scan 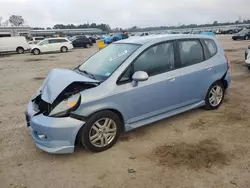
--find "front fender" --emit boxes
[71,100,124,121]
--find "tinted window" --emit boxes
[178,40,204,67]
[133,42,175,76]
[204,39,217,57]
[49,39,60,44]
[35,37,44,41]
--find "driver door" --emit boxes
[115,41,182,125]
[39,40,50,52]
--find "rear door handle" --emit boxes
[206,66,212,71]
[166,77,176,82]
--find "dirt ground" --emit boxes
[0,36,250,188]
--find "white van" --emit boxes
[0,36,29,54]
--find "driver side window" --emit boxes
[133,42,175,76]
[40,40,49,45]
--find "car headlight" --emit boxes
[49,93,81,117]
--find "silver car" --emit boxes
[26,34,231,154]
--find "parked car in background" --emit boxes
[32,37,45,42]
[232,29,250,40]
[30,38,73,55]
[200,32,215,37]
[70,36,93,48]
[112,33,129,42]
[85,35,96,43]
[0,36,29,54]
[28,41,39,49]
[245,45,250,71]
[26,34,230,154]
[134,32,149,36]
[101,35,113,44]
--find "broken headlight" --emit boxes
[49,93,81,117]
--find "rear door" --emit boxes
[48,39,61,51]
[176,39,208,106]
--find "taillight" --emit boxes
[225,54,230,71]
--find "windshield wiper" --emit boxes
[80,70,96,80]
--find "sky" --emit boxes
[0,0,249,28]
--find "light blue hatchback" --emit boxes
[26,34,231,154]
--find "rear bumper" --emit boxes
[26,101,85,154]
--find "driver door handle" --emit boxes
[166,77,176,82]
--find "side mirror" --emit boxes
[132,71,149,87]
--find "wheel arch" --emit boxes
[16,46,24,51]
[73,108,125,146]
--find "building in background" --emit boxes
[31,28,104,37]
[0,26,31,37]
[0,27,104,38]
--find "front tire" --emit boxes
[205,82,225,110]
[32,48,40,55]
[16,47,24,54]
[86,44,90,48]
[81,110,122,152]
[61,46,68,53]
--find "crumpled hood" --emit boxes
[40,68,99,104]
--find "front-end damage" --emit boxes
[26,68,99,154]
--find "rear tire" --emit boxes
[61,46,68,53]
[86,44,90,48]
[205,82,225,110]
[81,110,122,152]
[16,47,24,54]
[32,48,40,55]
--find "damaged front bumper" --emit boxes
[26,101,85,154]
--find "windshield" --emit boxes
[78,43,140,80]
[238,29,250,34]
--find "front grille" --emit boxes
[33,95,52,115]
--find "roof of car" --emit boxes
[44,37,68,40]
[115,34,215,45]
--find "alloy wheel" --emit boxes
[209,85,223,107]
[33,49,39,55]
[89,118,117,148]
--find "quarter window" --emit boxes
[133,42,175,76]
[204,39,217,57]
[178,40,204,67]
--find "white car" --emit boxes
[30,38,74,55]
[0,36,29,54]
[28,41,39,49]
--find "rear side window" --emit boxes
[57,39,68,43]
[49,39,59,44]
[178,40,204,67]
[204,39,217,57]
